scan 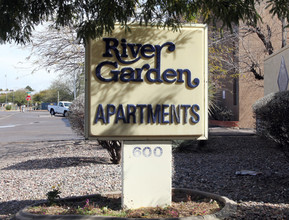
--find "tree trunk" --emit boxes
[281,18,287,48]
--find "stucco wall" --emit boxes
[237,2,285,128]
[239,73,264,128]
[264,45,289,95]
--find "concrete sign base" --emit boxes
[122,141,172,209]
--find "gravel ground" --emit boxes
[0,136,288,219]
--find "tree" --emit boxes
[266,0,289,27]
[0,93,6,103]
[0,0,261,45]
[13,89,28,106]
[5,1,261,103]
[25,85,34,91]
[33,90,57,103]
[33,79,74,103]
[48,79,74,101]
[237,1,289,80]
[26,24,85,97]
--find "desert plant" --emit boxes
[210,104,233,121]
[98,140,122,164]
[46,184,61,205]
[207,79,219,117]
[68,94,122,164]
[253,90,289,150]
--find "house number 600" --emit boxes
[133,147,163,157]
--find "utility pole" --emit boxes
[5,75,7,103]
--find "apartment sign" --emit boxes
[86,25,208,140]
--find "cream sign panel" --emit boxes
[87,25,208,139]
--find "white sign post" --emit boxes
[122,141,172,209]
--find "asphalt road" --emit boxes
[0,110,256,159]
[0,110,81,144]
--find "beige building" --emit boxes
[214,2,288,128]
[264,45,289,95]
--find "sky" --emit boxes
[0,43,58,93]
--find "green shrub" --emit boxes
[252,92,276,113]
[253,90,289,148]
[46,184,61,205]
[5,105,12,110]
[210,105,233,121]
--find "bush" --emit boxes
[68,94,85,136]
[252,92,276,113]
[68,94,122,164]
[173,139,208,152]
[253,90,289,148]
[5,105,12,110]
[210,105,233,121]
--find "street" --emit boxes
[0,110,80,144]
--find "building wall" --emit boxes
[264,45,289,95]
[207,1,289,128]
[237,1,286,128]
[238,73,264,128]
[217,76,239,121]
[238,26,265,128]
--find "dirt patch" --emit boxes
[27,192,223,218]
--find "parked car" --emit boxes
[48,101,72,117]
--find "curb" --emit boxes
[16,189,236,220]
[173,189,237,219]
[209,128,256,137]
